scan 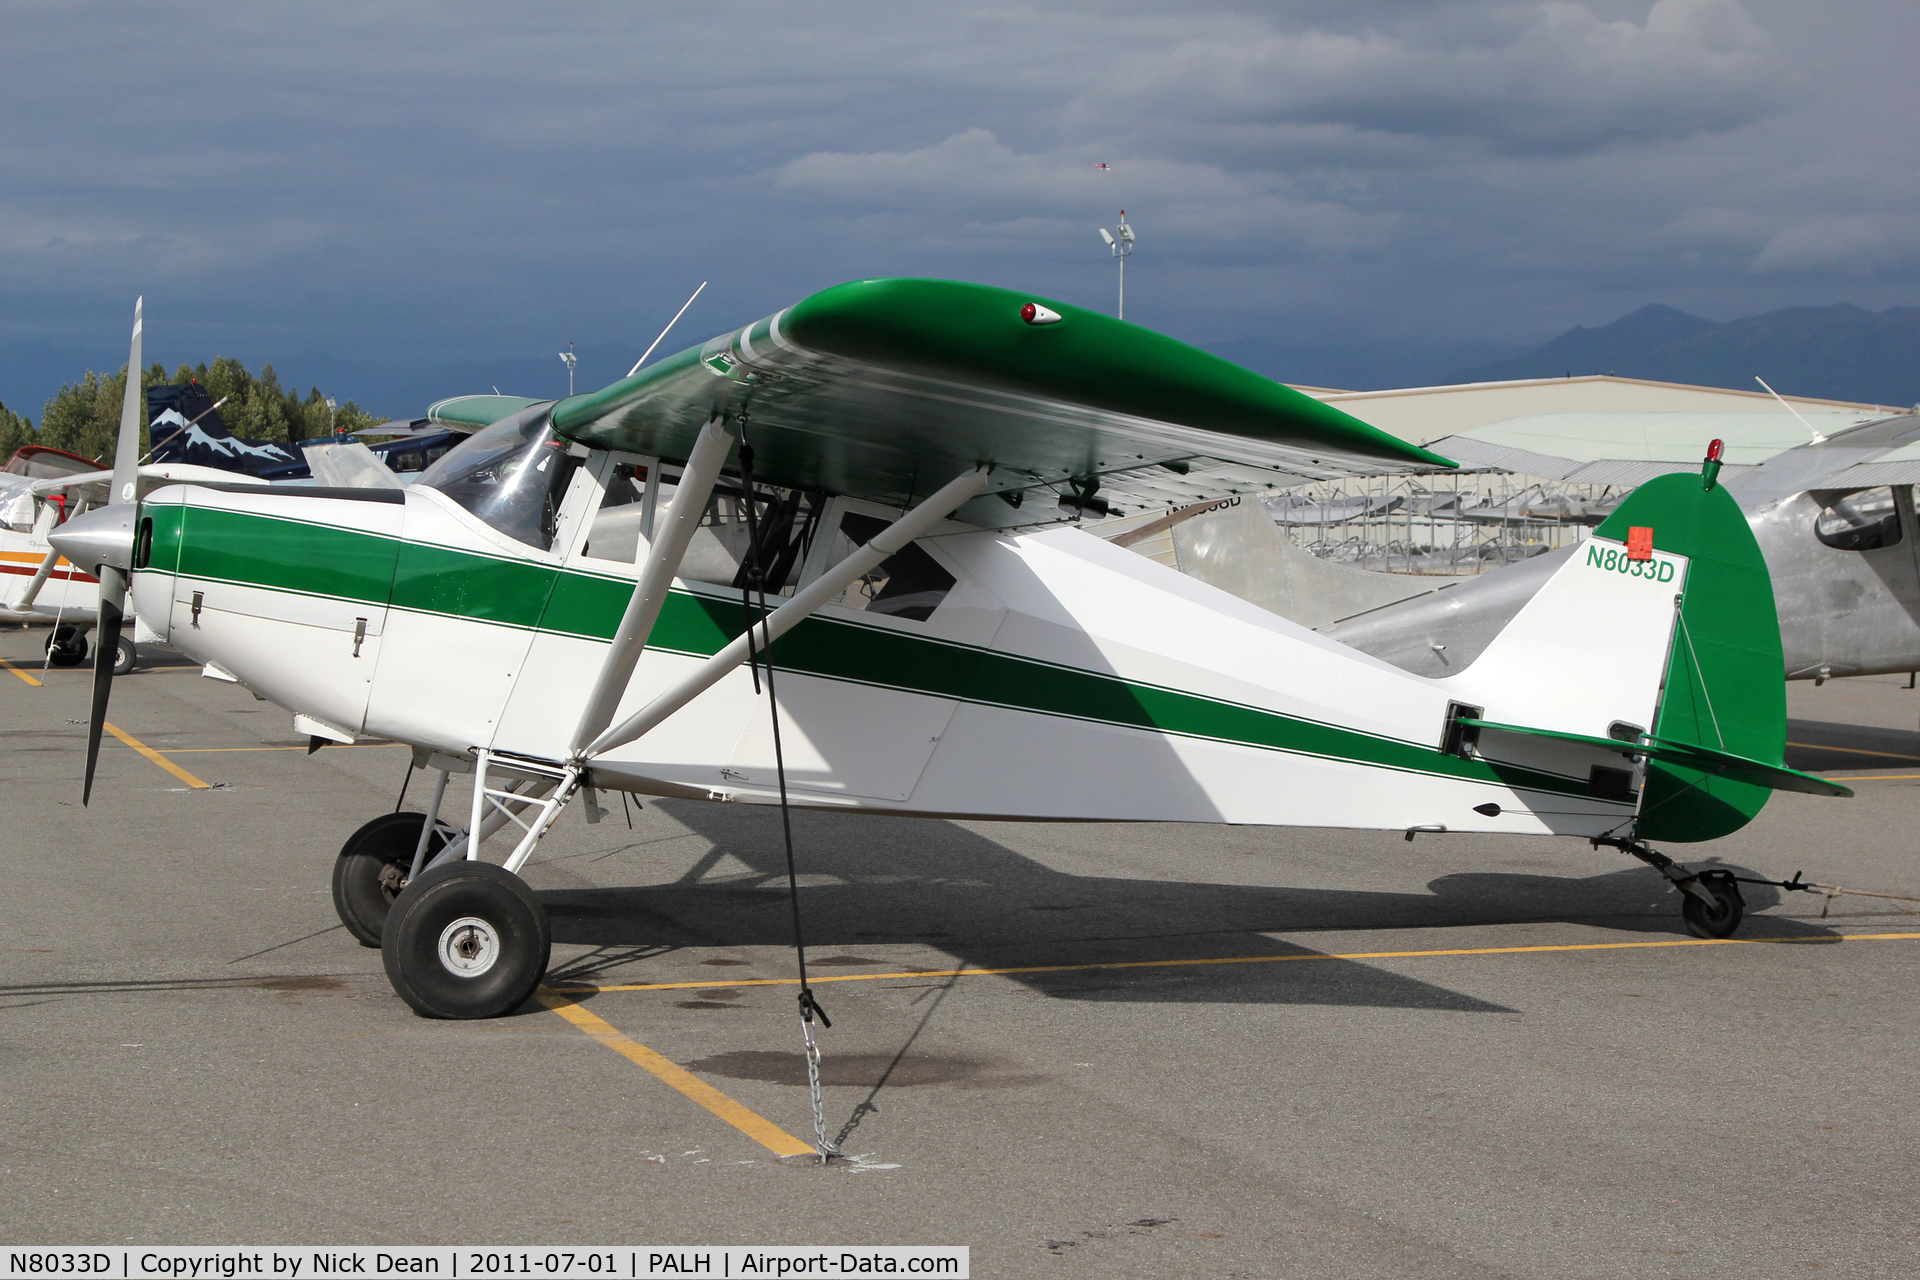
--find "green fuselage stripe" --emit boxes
[144,504,1593,800]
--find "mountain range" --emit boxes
[1445,303,1920,407]
[6,302,1918,424]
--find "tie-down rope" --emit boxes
[737,414,840,1163]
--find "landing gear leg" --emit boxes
[1593,835,1745,939]
[376,750,581,1019]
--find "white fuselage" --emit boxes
[131,462,1681,838]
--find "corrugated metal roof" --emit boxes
[1423,437,1584,478]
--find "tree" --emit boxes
[4,358,387,464]
[0,401,32,460]
[35,363,168,462]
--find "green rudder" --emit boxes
[1594,473,1784,842]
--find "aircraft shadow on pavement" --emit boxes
[539,803,1832,1011]
[1784,717,1920,771]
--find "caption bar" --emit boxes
[1,1251,967,1280]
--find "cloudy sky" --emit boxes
[4,0,1917,408]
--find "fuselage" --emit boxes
[125,451,1667,839]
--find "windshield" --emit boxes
[415,406,579,550]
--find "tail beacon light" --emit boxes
[1020,302,1062,326]
[1702,437,1725,492]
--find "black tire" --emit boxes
[381,860,550,1019]
[1681,870,1744,939]
[45,627,87,668]
[331,811,445,947]
[112,635,137,677]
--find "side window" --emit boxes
[678,485,819,589]
[831,511,956,622]
[577,465,821,588]
[578,462,648,565]
[1815,486,1903,552]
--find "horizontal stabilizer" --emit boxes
[1462,720,1853,798]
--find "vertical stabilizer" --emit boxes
[1431,469,1789,843]
[1600,473,1786,842]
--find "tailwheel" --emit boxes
[381,860,550,1019]
[332,811,446,947]
[1681,869,1745,939]
[45,625,87,667]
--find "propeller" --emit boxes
[71,298,143,805]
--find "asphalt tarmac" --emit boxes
[2,625,1916,1278]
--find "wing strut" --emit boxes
[10,547,62,613]
[569,415,735,757]
[581,465,990,760]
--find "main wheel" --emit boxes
[381,860,550,1019]
[45,626,87,667]
[1681,870,1744,939]
[331,811,446,946]
[112,635,137,676]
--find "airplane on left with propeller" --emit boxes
[1,302,433,671]
[0,302,274,671]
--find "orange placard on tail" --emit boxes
[1627,526,1654,561]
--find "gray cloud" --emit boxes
[0,0,1914,412]
[1068,0,1793,155]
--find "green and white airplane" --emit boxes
[53,280,1847,1021]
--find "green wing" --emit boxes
[430,278,1453,527]
[425,395,546,430]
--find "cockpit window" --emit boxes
[415,407,580,550]
[834,512,956,621]
[1815,486,1903,552]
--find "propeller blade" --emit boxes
[79,298,144,806]
[82,565,127,806]
[109,297,143,508]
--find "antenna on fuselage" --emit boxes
[1757,376,1828,445]
[628,281,709,378]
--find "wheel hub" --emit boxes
[436,916,501,978]
[378,862,408,898]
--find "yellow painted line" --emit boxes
[102,722,210,789]
[537,993,815,1158]
[161,744,400,753]
[1788,740,1920,763]
[0,655,42,687]
[548,932,1920,995]
[1826,773,1920,781]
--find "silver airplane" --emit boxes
[1323,414,1920,683]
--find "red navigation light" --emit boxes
[1706,438,1724,461]
[1020,302,1062,326]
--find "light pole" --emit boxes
[1098,210,1135,319]
[325,395,337,438]
[559,342,577,396]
